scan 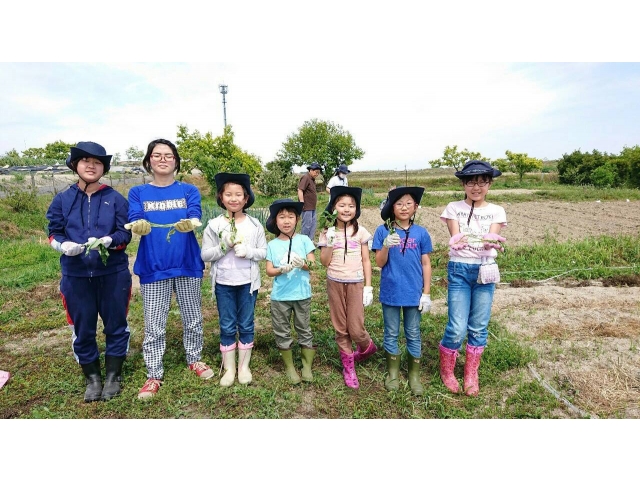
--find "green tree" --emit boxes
[176,124,263,194]
[43,140,75,161]
[494,150,543,182]
[590,163,617,188]
[619,145,640,188]
[257,159,300,197]
[112,152,121,165]
[21,147,45,160]
[430,145,490,171]
[274,119,364,180]
[126,146,145,162]
[1,149,21,167]
[557,149,613,185]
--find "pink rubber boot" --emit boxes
[439,343,460,394]
[463,345,485,396]
[353,339,378,363]
[339,351,359,389]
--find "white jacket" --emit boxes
[201,214,267,294]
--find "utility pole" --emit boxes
[218,84,228,129]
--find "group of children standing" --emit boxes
[47,139,506,402]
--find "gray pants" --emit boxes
[301,210,317,242]
[270,298,313,350]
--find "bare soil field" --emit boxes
[360,201,640,418]
[357,199,640,247]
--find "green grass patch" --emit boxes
[1,174,637,418]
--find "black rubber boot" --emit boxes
[102,355,126,401]
[80,359,103,402]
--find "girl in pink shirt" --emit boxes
[317,186,377,389]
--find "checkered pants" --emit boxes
[140,276,204,379]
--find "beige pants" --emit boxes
[326,279,372,354]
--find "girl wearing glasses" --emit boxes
[127,138,211,400]
[438,160,507,397]
[317,186,376,390]
[371,186,433,395]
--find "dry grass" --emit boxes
[562,362,640,417]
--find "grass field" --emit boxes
[2,169,636,478]
[2,170,638,420]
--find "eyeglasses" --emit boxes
[464,180,489,187]
[394,202,415,209]
[150,153,175,161]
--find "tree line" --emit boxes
[3,121,639,194]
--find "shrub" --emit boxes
[590,163,616,188]
[256,162,299,197]
[0,184,39,213]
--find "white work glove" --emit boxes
[325,227,336,247]
[221,231,236,248]
[383,232,401,248]
[87,236,112,249]
[418,294,431,314]
[130,219,151,236]
[449,232,468,250]
[61,241,85,256]
[174,219,195,233]
[279,263,294,274]
[363,286,373,307]
[234,243,248,258]
[289,252,305,268]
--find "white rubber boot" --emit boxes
[237,341,254,385]
[220,343,236,387]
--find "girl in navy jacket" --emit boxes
[46,141,132,402]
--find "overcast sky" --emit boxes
[2,4,638,172]
[2,0,635,468]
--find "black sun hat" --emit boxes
[66,141,113,173]
[265,199,303,235]
[380,186,425,221]
[214,173,255,209]
[325,186,362,220]
[454,160,501,179]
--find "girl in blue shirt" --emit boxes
[372,186,432,395]
[265,199,316,384]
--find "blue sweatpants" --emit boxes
[60,269,132,365]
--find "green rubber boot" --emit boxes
[300,347,316,382]
[384,351,401,391]
[280,349,301,384]
[407,354,424,395]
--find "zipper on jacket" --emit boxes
[87,195,93,278]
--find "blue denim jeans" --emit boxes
[382,304,422,357]
[215,283,258,346]
[441,261,495,350]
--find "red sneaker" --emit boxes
[137,379,162,400]
[189,361,214,379]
